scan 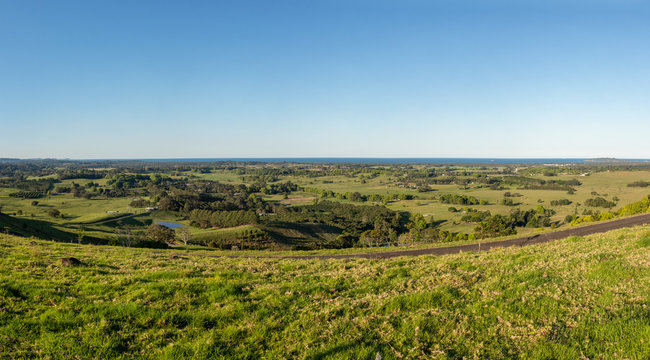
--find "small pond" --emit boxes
[154,221,184,229]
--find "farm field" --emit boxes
[275,170,650,231]
[1,225,649,358]
[1,160,650,251]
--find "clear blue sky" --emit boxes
[1,0,649,159]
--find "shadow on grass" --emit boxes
[0,213,107,244]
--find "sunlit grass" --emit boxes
[2,225,649,359]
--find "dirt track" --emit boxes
[280,213,650,259]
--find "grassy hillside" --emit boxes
[261,221,342,249]
[187,222,343,251]
[0,213,79,243]
[1,227,649,358]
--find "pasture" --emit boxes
[1,225,649,358]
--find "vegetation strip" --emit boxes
[211,213,650,259]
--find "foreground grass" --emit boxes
[1,227,650,359]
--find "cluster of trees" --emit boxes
[129,199,150,208]
[273,200,406,241]
[257,181,298,195]
[501,176,581,191]
[56,169,106,180]
[617,195,650,216]
[304,188,413,203]
[2,179,55,198]
[460,208,492,222]
[398,167,505,188]
[584,197,616,208]
[107,174,156,190]
[501,198,518,206]
[568,194,650,226]
[550,198,572,206]
[357,213,474,246]
[156,190,266,213]
[15,178,55,192]
[569,212,616,226]
[440,194,487,205]
[48,209,61,218]
[189,209,259,228]
[474,206,556,238]
[627,181,650,188]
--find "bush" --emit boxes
[440,194,482,205]
[571,215,593,226]
[584,197,616,208]
[599,212,616,221]
[550,199,572,206]
[627,181,650,188]
[617,195,650,216]
[501,198,515,206]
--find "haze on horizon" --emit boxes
[1,0,649,159]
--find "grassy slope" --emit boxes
[189,222,342,250]
[1,227,649,359]
[0,213,78,242]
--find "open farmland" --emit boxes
[1,160,650,251]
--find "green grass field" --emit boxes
[1,226,649,359]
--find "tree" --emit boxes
[475,215,516,239]
[145,224,176,245]
[48,208,61,218]
[349,192,363,202]
[405,213,428,243]
[76,227,85,244]
[115,228,134,247]
[177,226,191,248]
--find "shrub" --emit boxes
[584,197,616,208]
[628,181,650,188]
[617,195,650,216]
